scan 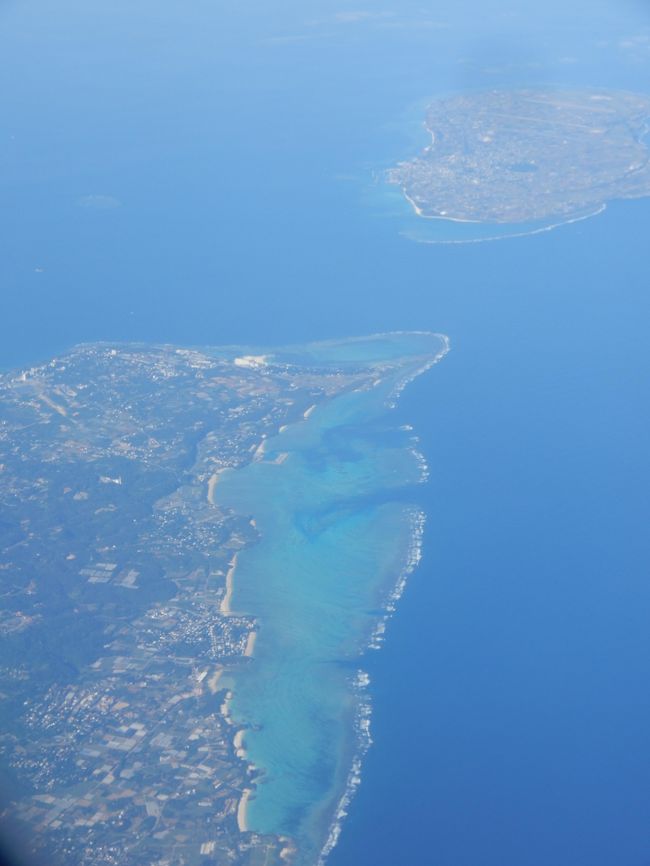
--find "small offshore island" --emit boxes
[388,88,650,226]
[0,333,448,866]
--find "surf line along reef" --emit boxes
[0,331,448,866]
[212,331,450,866]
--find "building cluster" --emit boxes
[0,342,371,865]
[388,89,650,223]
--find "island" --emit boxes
[0,333,448,866]
[387,88,650,225]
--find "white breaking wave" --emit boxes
[317,505,427,865]
[316,672,373,866]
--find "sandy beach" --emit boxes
[303,404,316,419]
[244,630,257,658]
[207,668,222,694]
[220,690,233,722]
[237,787,252,832]
[401,185,482,223]
[206,472,220,504]
[220,553,239,615]
[233,729,247,758]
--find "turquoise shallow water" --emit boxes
[214,334,446,862]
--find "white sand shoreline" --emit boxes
[206,471,220,504]
[244,630,257,658]
[220,553,239,615]
[237,787,252,832]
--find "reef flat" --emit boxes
[0,332,448,866]
[214,333,448,865]
[388,88,650,225]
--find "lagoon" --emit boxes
[214,334,447,863]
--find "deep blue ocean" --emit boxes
[2,0,650,864]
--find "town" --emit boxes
[0,342,372,865]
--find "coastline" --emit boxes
[396,176,609,244]
[209,333,450,864]
[221,554,259,836]
[401,202,608,245]
[401,188,483,224]
[207,471,220,505]
[234,729,247,758]
[237,788,253,832]
[244,630,257,658]
[220,553,239,615]
[222,698,255,835]
[253,438,267,461]
[226,499,428,866]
